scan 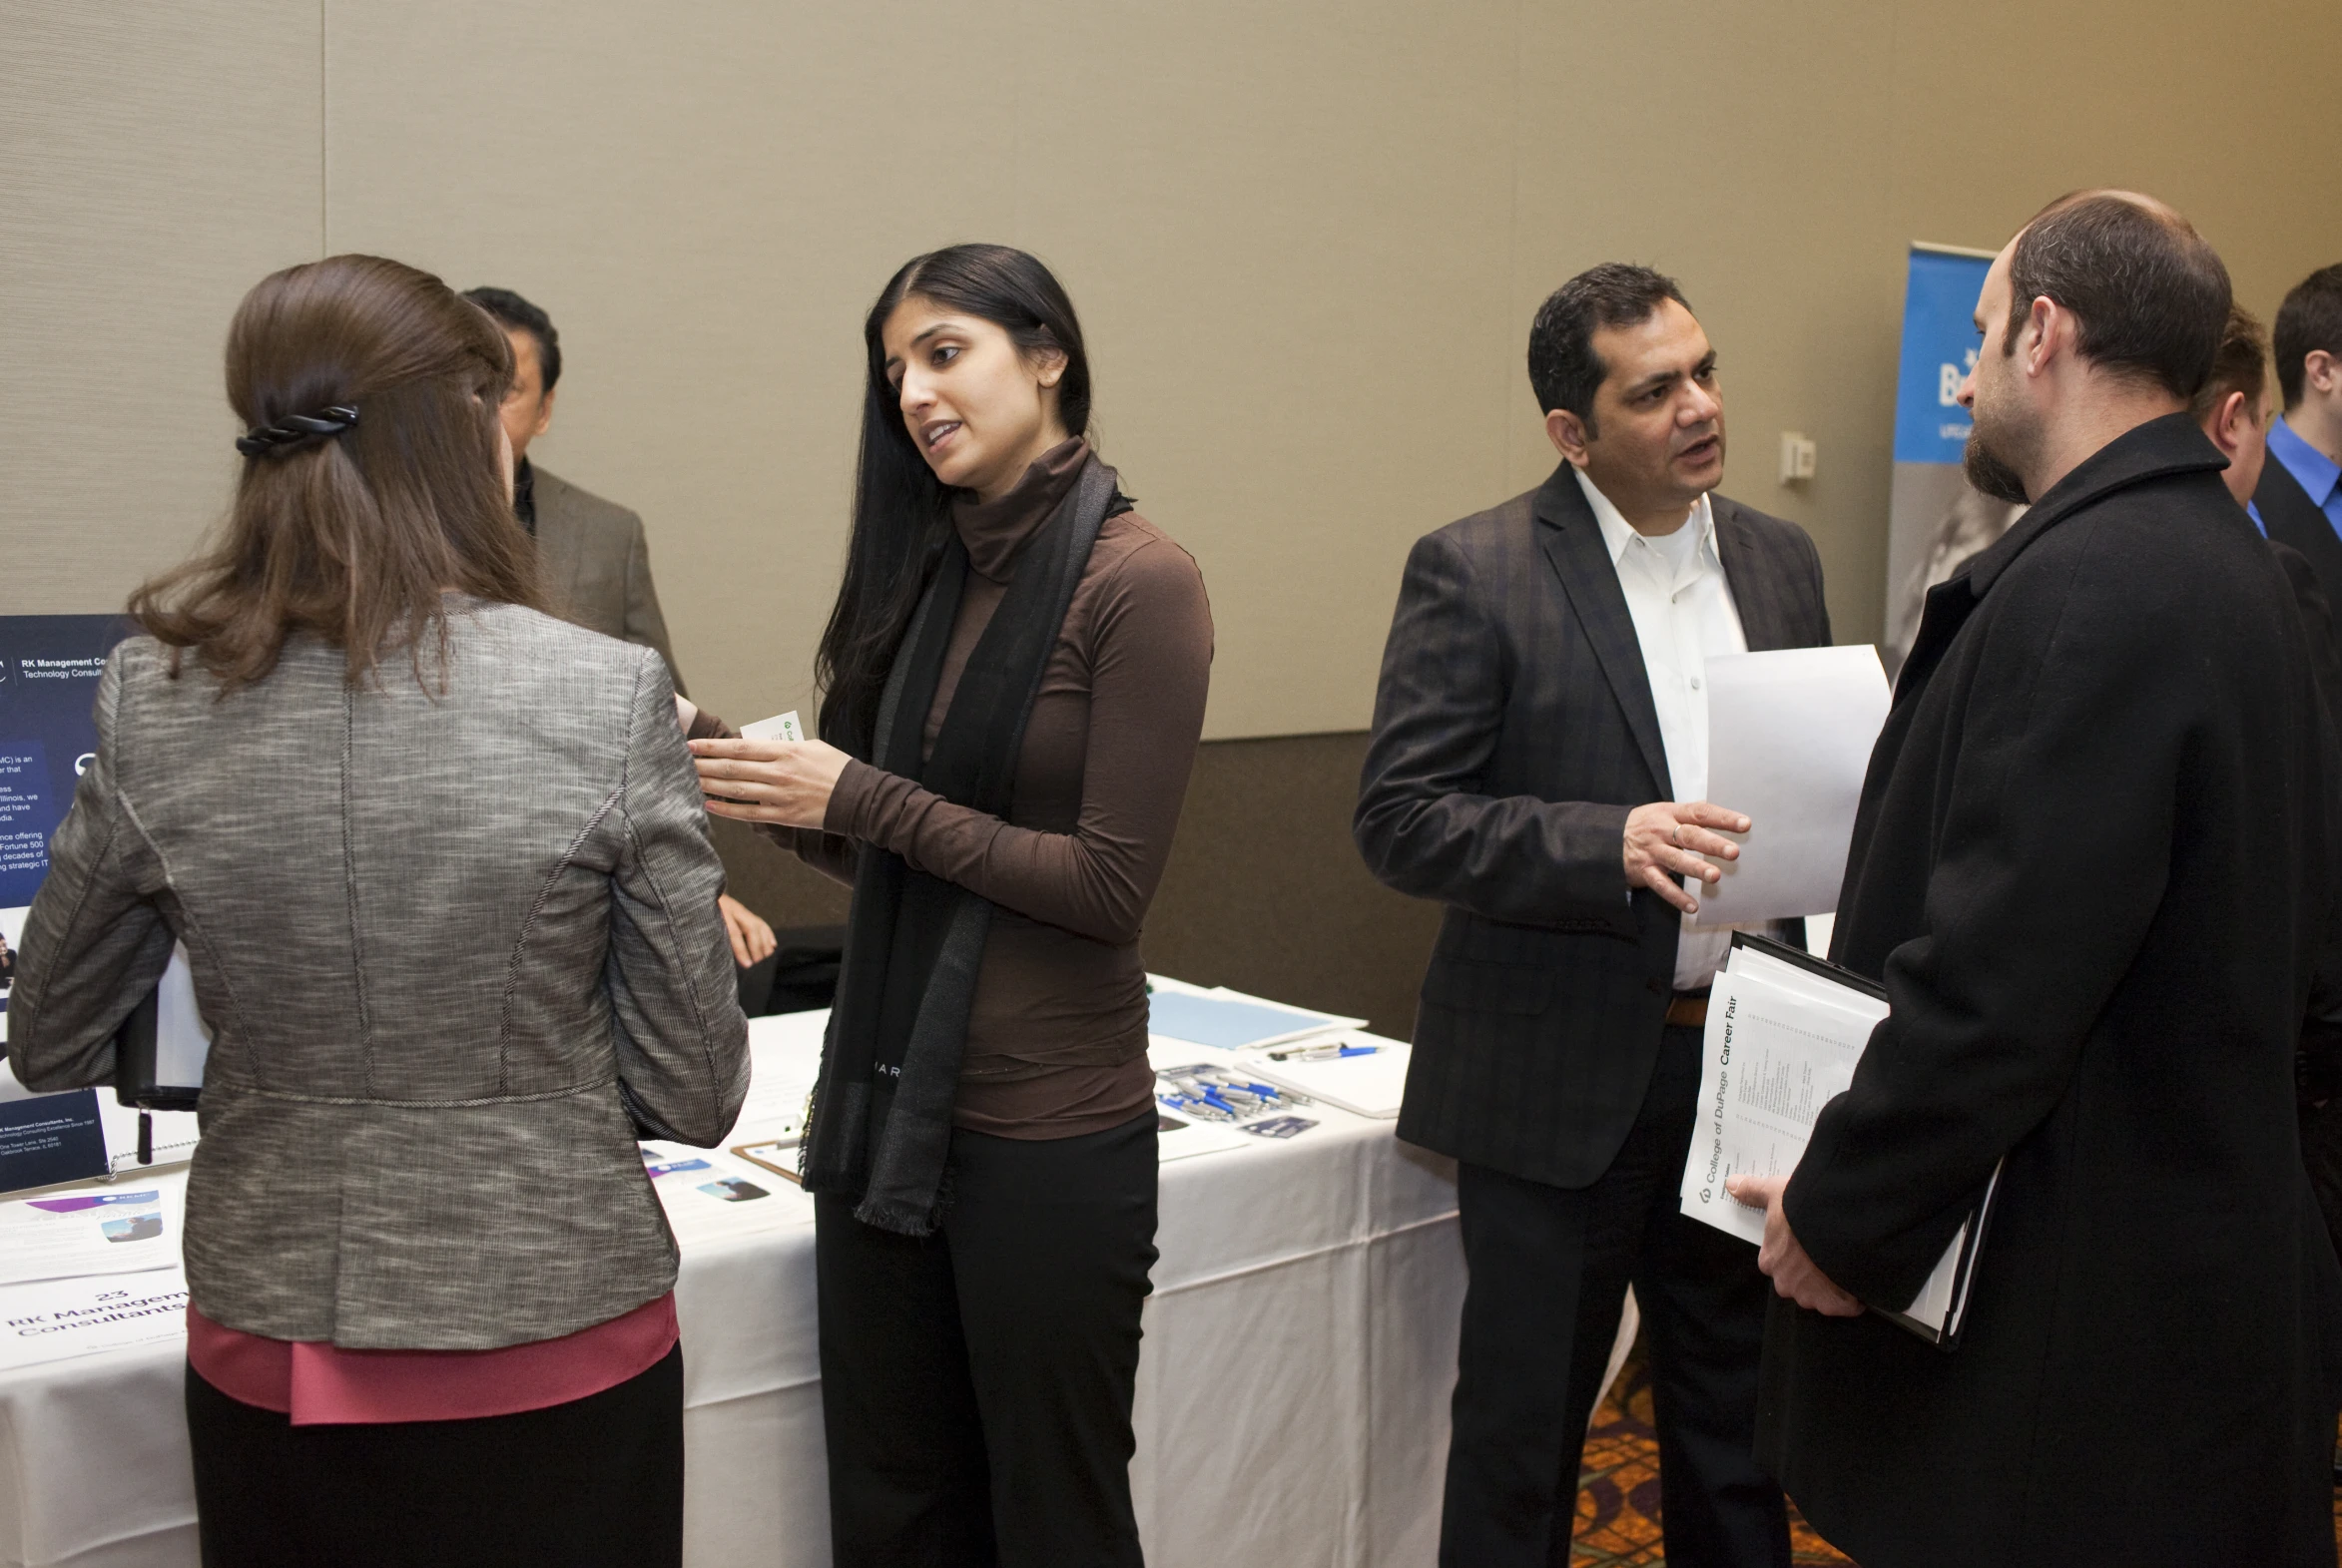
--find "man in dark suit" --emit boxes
[1356,263,1830,1567]
[2191,305,2342,712]
[2256,263,2342,613]
[464,285,776,973]
[461,286,690,689]
[2195,304,2342,1331]
[1732,193,2342,1564]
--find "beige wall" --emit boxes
[8,1,2340,740]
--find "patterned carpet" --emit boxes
[1570,1337,2342,1565]
[1570,1339,1849,1566]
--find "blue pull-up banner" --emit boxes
[1881,246,2021,675]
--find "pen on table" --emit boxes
[1265,1043,1382,1062]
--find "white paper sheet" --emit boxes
[1678,958,1887,1245]
[0,1174,185,1287]
[1152,1113,1257,1162]
[1690,645,1891,926]
[148,944,213,1090]
[0,1268,190,1370]
[1241,1035,1411,1119]
[722,1012,828,1147]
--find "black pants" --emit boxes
[817,1108,1160,1567]
[185,1341,685,1568]
[1443,1024,1789,1568]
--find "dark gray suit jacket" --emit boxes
[534,464,686,691]
[6,606,748,1348]
[1355,462,1830,1188]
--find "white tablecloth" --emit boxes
[0,1009,1478,1568]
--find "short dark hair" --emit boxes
[2005,192,2229,400]
[2273,263,2342,410]
[1527,263,1690,435]
[2189,305,2267,422]
[461,285,561,392]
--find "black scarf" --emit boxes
[801,454,1122,1234]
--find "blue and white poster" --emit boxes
[0,616,136,1018]
[0,616,141,1191]
[1881,246,2025,675]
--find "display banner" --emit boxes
[0,616,188,1193]
[0,616,134,1021]
[1881,246,2023,677]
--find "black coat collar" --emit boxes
[1958,411,2225,599]
[1900,413,2226,699]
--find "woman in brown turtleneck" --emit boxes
[684,246,1210,1566]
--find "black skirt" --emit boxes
[185,1341,685,1568]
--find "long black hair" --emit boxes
[815,244,1094,758]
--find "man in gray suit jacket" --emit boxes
[464,286,685,687]
[467,286,778,970]
[1357,265,1830,1567]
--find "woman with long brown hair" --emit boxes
[5,254,747,1568]
[682,244,1212,1564]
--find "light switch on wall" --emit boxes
[1779,431,1818,485]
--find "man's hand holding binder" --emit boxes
[1677,933,2000,1345]
[1724,1172,1860,1317]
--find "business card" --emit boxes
[741,711,804,743]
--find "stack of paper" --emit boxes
[1240,1033,1411,1119]
[1678,941,1887,1247]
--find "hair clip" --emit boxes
[236,404,359,457]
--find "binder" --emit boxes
[112,946,210,1168]
[1707,932,2002,1350]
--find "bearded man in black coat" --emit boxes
[1726,192,2342,1565]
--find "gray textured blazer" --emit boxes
[5,603,749,1349]
[1355,462,1830,1189]
[533,464,685,692]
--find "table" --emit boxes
[1,1008,1497,1568]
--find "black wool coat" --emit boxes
[1757,414,2342,1566]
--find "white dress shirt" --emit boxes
[1575,467,1750,990]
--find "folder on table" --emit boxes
[1144,986,1359,1051]
[1679,932,2001,1349]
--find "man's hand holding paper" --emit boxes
[1623,799,1749,914]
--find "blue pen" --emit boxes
[1267,1042,1381,1062]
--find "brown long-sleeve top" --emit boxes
[698,440,1213,1137]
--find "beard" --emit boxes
[1963,429,2031,504]
[1962,364,2036,504]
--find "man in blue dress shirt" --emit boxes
[2256,264,2342,597]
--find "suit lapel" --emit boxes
[1533,468,1671,798]
[1712,499,1791,651]
[2258,458,2342,604]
